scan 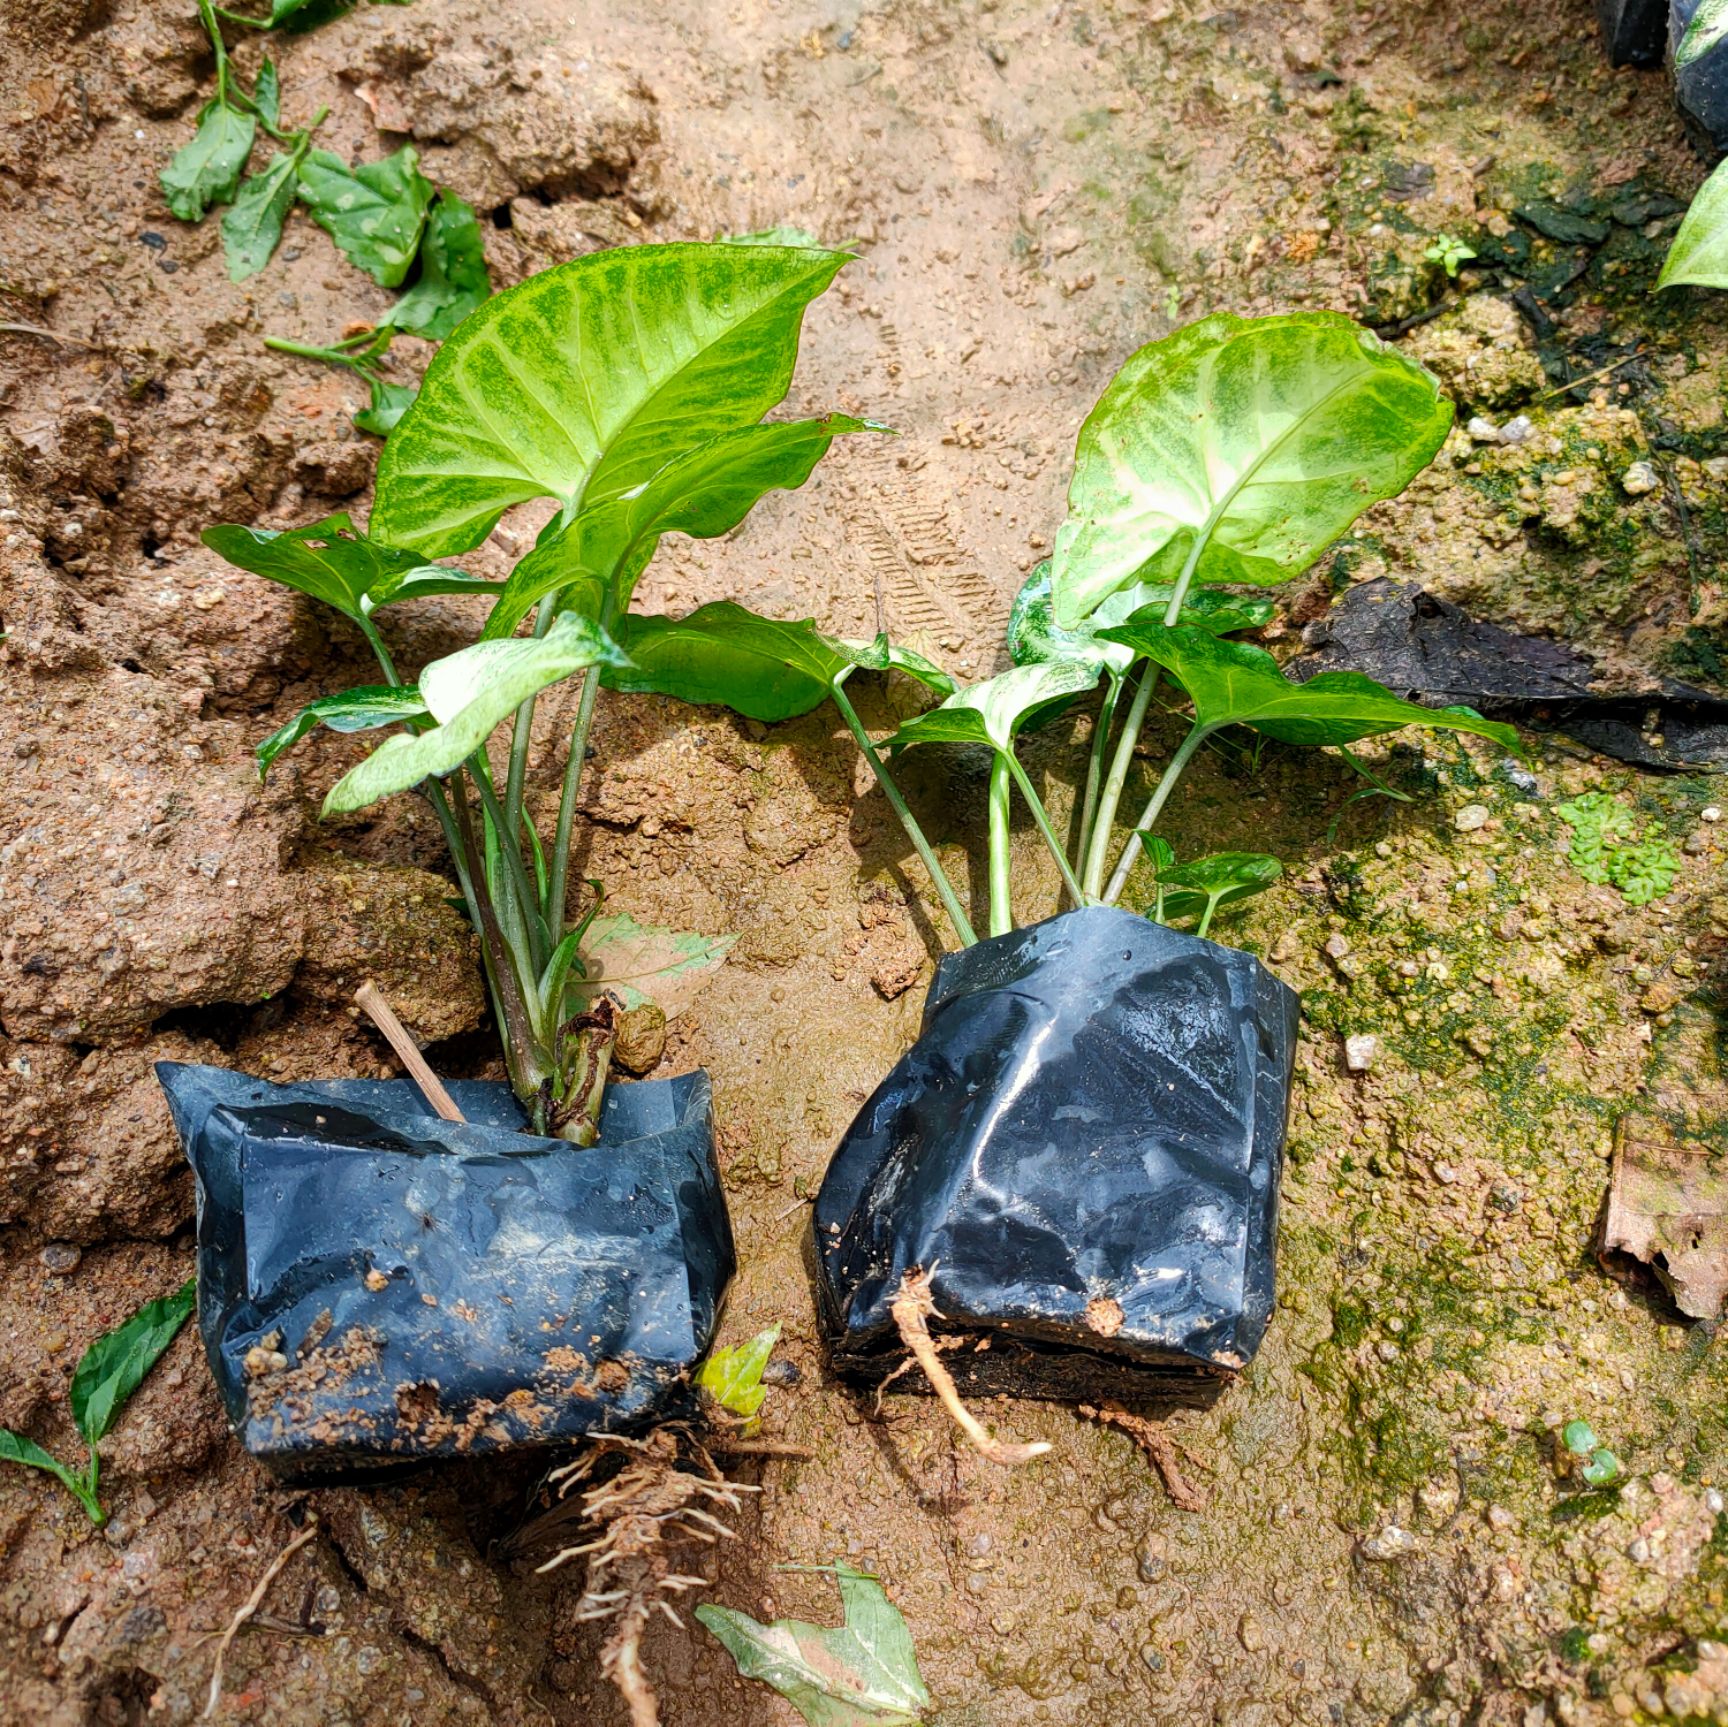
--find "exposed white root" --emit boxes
[201,1519,320,1719]
[889,1266,1052,1467]
[538,1428,754,1727]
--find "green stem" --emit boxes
[469,756,549,975]
[449,775,543,1093]
[830,683,976,947]
[263,335,367,368]
[357,615,398,685]
[198,0,232,100]
[1074,677,1119,872]
[503,605,558,868]
[1195,891,1223,941]
[1102,723,1211,906]
[547,669,601,931]
[1004,753,1087,912]
[987,753,1013,939]
[1083,667,1157,897]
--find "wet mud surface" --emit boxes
[3,1,1728,1722]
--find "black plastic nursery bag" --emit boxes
[157,1063,733,1481]
[1672,0,1728,148]
[814,906,1300,1405]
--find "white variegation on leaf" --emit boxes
[1050,311,1453,626]
[371,242,851,555]
[322,612,628,814]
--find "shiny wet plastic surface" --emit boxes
[813,907,1299,1404]
[157,1063,733,1481]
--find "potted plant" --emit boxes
[161,239,911,1475]
[585,311,1521,1452]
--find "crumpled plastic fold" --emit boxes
[813,907,1299,1404]
[157,1062,733,1481]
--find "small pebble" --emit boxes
[1621,460,1660,496]
[1343,1033,1379,1074]
[1703,806,1721,823]
[1499,415,1534,444]
[1361,1525,1417,1560]
[1467,416,1503,443]
[39,1242,81,1274]
[1454,803,1490,832]
[1486,1504,1515,1531]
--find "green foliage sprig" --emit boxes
[0,1280,195,1525]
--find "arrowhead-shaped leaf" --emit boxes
[697,1563,931,1726]
[1008,562,1274,680]
[1157,851,1282,924]
[161,100,257,222]
[1678,0,1728,67]
[202,513,493,626]
[886,660,1100,755]
[1660,157,1728,291]
[480,417,879,641]
[323,612,629,813]
[1051,311,1453,625]
[602,600,909,723]
[1099,621,1521,751]
[256,685,429,778]
[70,1278,196,1449]
[371,241,850,555]
[298,145,435,287]
[381,189,493,340]
[566,911,734,1017]
[697,1324,781,1431]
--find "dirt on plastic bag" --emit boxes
[157,1063,733,1483]
[812,906,1299,1407]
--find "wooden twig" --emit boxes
[889,1267,1051,1467]
[354,981,465,1123]
[1081,1402,1207,1510]
[201,1520,320,1718]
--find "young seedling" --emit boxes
[0,1279,195,1526]
[207,242,882,1142]
[1424,233,1477,280]
[1556,792,1679,906]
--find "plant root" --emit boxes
[889,1267,1052,1467]
[200,1517,320,1719]
[1081,1402,1207,1511]
[536,1427,753,1727]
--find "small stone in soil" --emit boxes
[39,1242,81,1274]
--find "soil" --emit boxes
[3,1,1728,1723]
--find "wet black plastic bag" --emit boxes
[1672,0,1728,148]
[1596,0,1665,66]
[813,907,1299,1405]
[157,1063,733,1481]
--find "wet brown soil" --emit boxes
[3,1,1728,1722]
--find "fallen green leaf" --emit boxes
[161,99,257,222]
[698,1324,781,1433]
[698,1562,931,1726]
[381,188,493,340]
[298,144,435,287]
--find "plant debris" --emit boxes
[1293,578,1728,770]
[1600,1117,1728,1321]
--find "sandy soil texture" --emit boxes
[2,1,1727,1722]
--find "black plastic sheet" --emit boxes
[1596,0,1666,66]
[157,1063,733,1482]
[1673,0,1728,148]
[1293,578,1728,771]
[813,907,1299,1406]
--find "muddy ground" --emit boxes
[3,0,1728,1721]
